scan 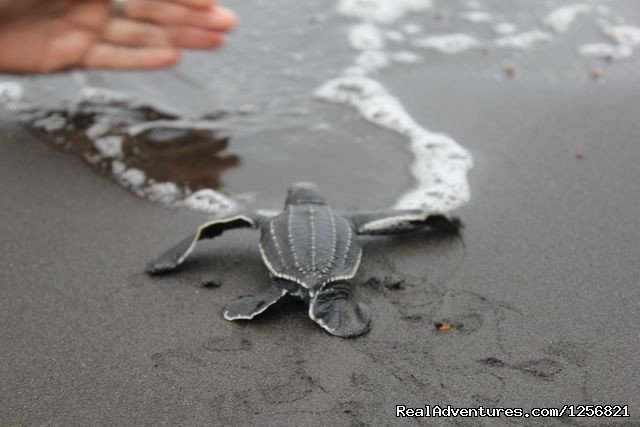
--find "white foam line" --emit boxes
[349,23,386,51]
[32,114,67,132]
[353,50,390,74]
[414,33,480,54]
[577,43,632,60]
[544,4,592,33]
[0,81,23,103]
[494,30,553,49]
[578,25,640,61]
[403,23,423,35]
[462,11,494,23]
[0,82,239,216]
[315,77,472,211]
[605,25,640,48]
[494,22,517,36]
[322,0,474,212]
[93,136,123,158]
[181,188,237,214]
[391,51,422,64]
[338,0,433,24]
[80,86,131,104]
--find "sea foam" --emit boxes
[579,25,640,60]
[2,85,240,216]
[545,4,592,33]
[0,81,23,102]
[316,77,472,211]
[414,34,480,54]
[494,30,553,49]
[338,0,432,24]
[322,0,474,212]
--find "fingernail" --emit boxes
[207,8,237,29]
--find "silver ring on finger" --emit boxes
[111,0,127,17]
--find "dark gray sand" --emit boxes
[3,78,640,424]
[3,2,640,426]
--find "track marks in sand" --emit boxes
[544,339,590,368]
[544,340,594,404]
[350,267,584,409]
[364,274,521,352]
[350,338,506,408]
[364,276,446,321]
[479,357,563,380]
[150,335,338,421]
[431,289,522,354]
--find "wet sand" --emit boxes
[3,0,640,424]
[2,74,640,424]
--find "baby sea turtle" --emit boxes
[147,182,461,338]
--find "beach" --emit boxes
[1,0,640,425]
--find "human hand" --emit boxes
[0,0,236,73]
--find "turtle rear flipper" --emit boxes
[309,282,371,338]
[223,287,287,320]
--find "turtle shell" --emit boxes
[259,205,362,291]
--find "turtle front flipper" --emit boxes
[146,214,257,275]
[223,287,288,320]
[309,281,371,338]
[343,210,462,235]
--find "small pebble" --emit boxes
[591,68,603,79]
[202,280,222,289]
[504,65,516,78]
[435,322,453,332]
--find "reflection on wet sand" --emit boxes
[17,96,242,214]
[123,128,239,191]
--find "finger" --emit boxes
[169,26,225,49]
[103,19,226,49]
[103,18,171,47]
[125,0,236,31]
[83,43,180,69]
[166,0,217,9]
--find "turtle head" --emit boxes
[285,182,327,206]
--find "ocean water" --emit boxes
[1,0,639,215]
